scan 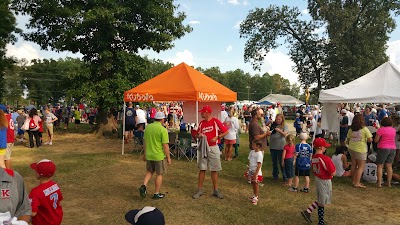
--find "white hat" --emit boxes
[341,109,347,114]
[136,105,140,108]
[154,112,165,119]
[368,154,376,163]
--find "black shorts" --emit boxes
[64,118,69,124]
[295,167,310,176]
[125,123,135,131]
[75,119,80,124]
[136,123,146,130]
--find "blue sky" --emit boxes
[7,0,400,84]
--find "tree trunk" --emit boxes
[93,107,118,138]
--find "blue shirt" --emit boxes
[295,143,312,170]
[363,113,376,126]
[11,112,19,124]
[294,118,301,129]
[125,108,136,125]
[0,128,7,149]
[378,109,387,122]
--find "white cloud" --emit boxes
[226,45,233,52]
[6,42,42,62]
[260,50,299,84]
[188,20,200,25]
[167,50,195,66]
[243,0,249,6]
[301,9,309,15]
[216,0,224,5]
[387,40,400,67]
[227,0,240,5]
[233,20,242,29]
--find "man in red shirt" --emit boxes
[192,105,228,199]
[29,159,63,225]
[301,138,336,225]
[5,112,14,170]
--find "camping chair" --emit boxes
[131,137,144,154]
[177,132,196,161]
[168,132,177,157]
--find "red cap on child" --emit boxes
[30,159,56,177]
[313,138,331,148]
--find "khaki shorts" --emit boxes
[46,123,54,135]
[5,143,13,160]
[197,145,222,172]
[349,149,367,161]
[146,160,166,175]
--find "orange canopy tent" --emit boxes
[124,62,237,102]
[121,62,237,155]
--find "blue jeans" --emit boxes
[270,149,287,180]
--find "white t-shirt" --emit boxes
[136,109,147,124]
[332,154,345,177]
[224,116,239,140]
[363,163,377,183]
[248,150,263,176]
[45,112,57,124]
[270,108,277,122]
[347,111,355,125]
[220,110,228,124]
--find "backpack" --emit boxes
[29,118,39,131]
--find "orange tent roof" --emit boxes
[124,62,237,102]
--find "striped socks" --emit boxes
[306,201,318,214]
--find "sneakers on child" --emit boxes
[301,210,312,223]
[288,186,298,192]
[300,188,309,193]
[139,185,147,198]
[152,193,165,199]
[251,196,258,205]
[49,142,52,146]
[212,190,224,199]
[44,142,49,145]
[192,189,203,199]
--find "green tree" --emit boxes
[2,59,25,106]
[0,0,21,100]
[308,0,400,87]
[239,5,326,93]
[12,0,191,133]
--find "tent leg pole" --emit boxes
[122,103,126,155]
[196,101,199,126]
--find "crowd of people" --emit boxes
[0,104,63,225]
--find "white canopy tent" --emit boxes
[258,94,304,105]
[319,62,400,132]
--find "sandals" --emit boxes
[353,184,366,188]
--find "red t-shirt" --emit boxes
[283,144,295,159]
[38,120,44,132]
[6,114,14,143]
[197,118,228,146]
[29,180,64,225]
[312,154,336,180]
[150,108,157,119]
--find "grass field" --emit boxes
[10,123,400,225]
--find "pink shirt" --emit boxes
[283,144,295,159]
[376,126,396,149]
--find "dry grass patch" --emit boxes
[9,125,400,225]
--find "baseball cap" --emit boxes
[0,104,7,112]
[368,154,377,163]
[313,138,331,148]
[30,159,56,177]
[154,112,165,119]
[125,206,165,225]
[199,105,212,113]
[136,105,140,108]
[340,109,347,114]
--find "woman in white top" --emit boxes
[223,110,239,161]
[332,146,351,177]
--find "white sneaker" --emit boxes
[251,196,258,205]
[49,142,53,146]
[44,142,49,145]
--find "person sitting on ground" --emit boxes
[332,146,351,177]
[362,154,377,184]
[289,132,312,193]
[29,159,63,225]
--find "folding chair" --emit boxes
[177,132,196,161]
[168,132,177,157]
[131,137,144,154]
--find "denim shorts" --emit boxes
[284,157,294,178]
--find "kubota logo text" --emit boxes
[126,93,154,101]
[199,92,217,101]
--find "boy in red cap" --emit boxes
[29,159,63,225]
[301,138,336,225]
